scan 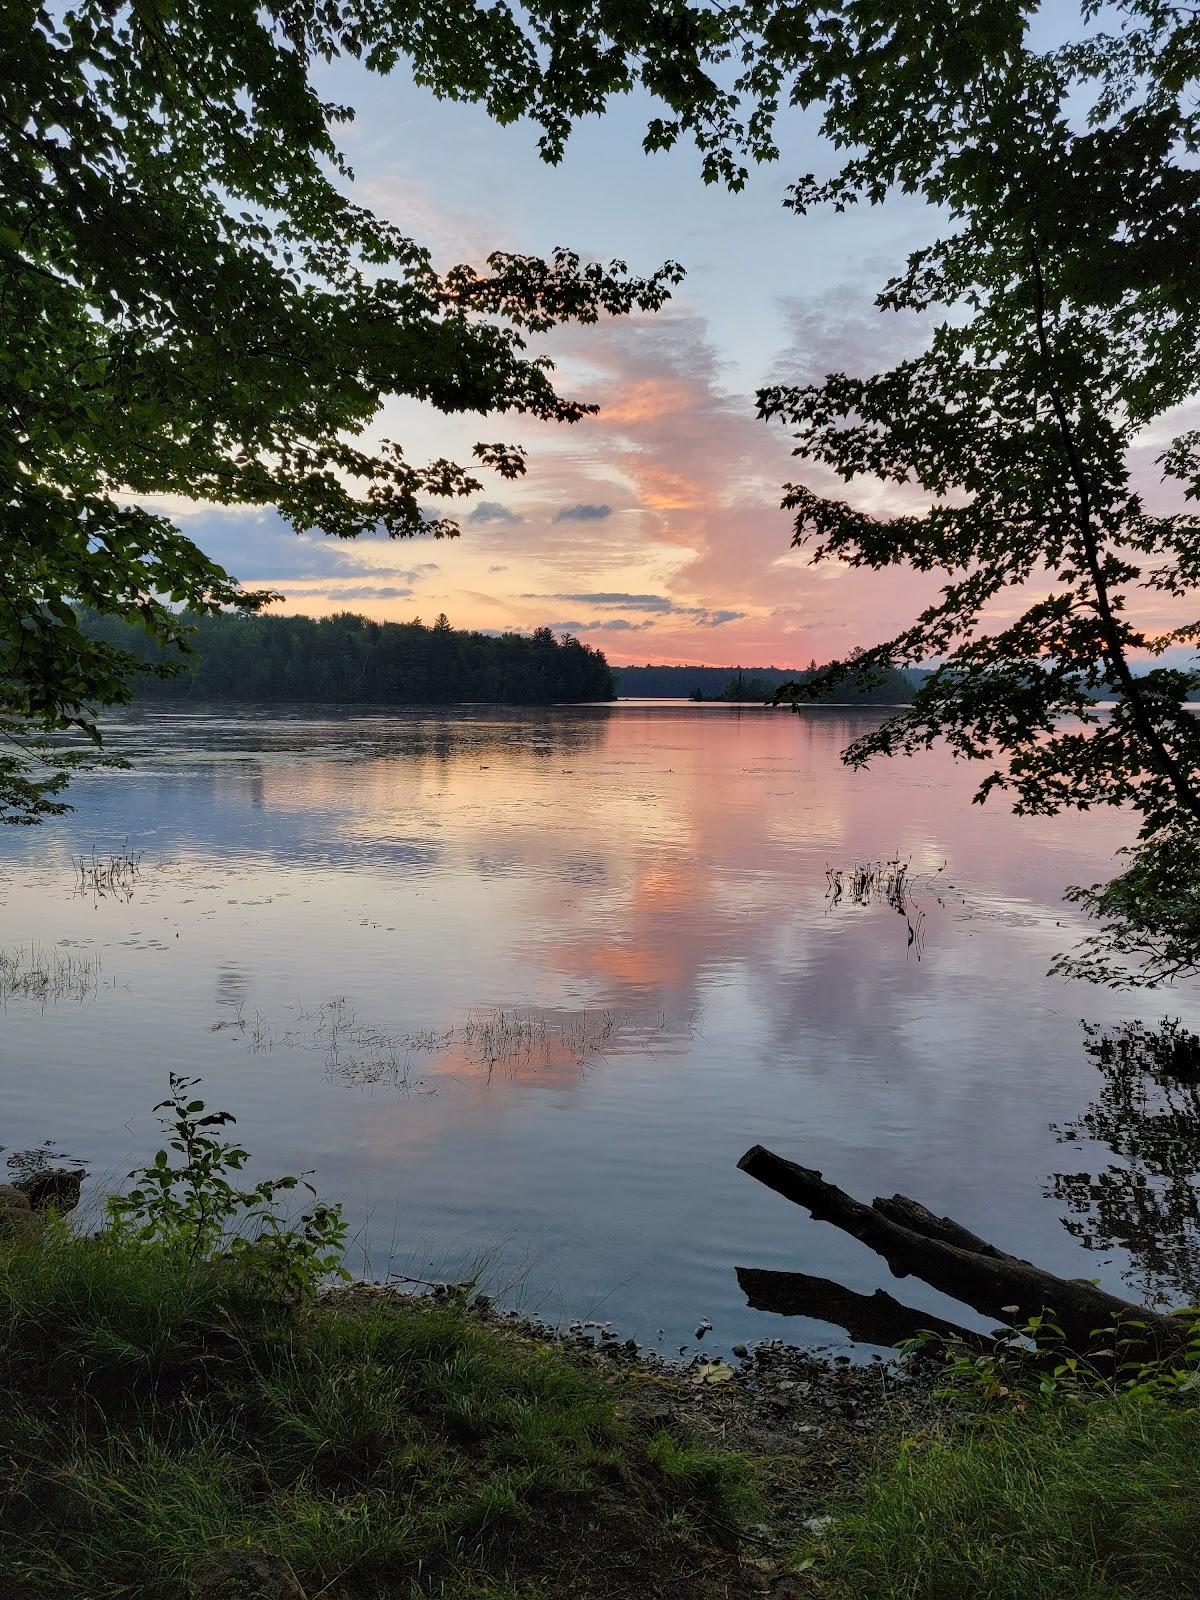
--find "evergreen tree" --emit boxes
[76,610,616,707]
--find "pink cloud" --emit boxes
[244,286,1200,670]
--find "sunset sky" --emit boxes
[157,43,1194,670]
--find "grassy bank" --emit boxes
[3,1073,1197,1600]
[0,1229,764,1599]
[5,1226,1199,1600]
[805,1396,1200,1600]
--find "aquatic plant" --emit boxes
[454,1006,620,1070]
[2,1142,86,1184]
[72,840,142,902]
[0,944,102,1006]
[226,998,679,1088]
[825,857,944,955]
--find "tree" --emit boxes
[75,607,616,705]
[12,1,1200,981]
[395,0,1199,982]
[1,0,682,818]
[748,10,1200,983]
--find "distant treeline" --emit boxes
[78,609,616,705]
[613,663,918,702]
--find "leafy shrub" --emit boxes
[923,1307,1200,1407]
[106,1073,348,1295]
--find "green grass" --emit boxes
[804,1394,1200,1600]
[0,1230,757,1599]
[7,1225,1199,1600]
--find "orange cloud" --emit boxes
[636,465,706,512]
[228,285,1200,671]
[601,378,695,426]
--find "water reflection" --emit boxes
[5,704,1200,1352]
[1050,1020,1200,1306]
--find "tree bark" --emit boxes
[738,1144,1188,1355]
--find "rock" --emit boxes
[14,1168,84,1215]
[0,1185,35,1238]
[732,1342,750,1359]
[192,1550,305,1600]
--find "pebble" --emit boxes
[731,1342,749,1359]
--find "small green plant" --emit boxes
[919,1306,1200,1407]
[106,1074,349,1294]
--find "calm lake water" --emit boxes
[3,702,1199,1355]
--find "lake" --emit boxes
[2,702,1198,1356]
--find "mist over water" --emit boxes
[2,702,1197,1355]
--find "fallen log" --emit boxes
[736,1266,986,1350]
[737,1144,1188,1356]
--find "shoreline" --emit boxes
[342,1280,941,1565]
[6,1222,1197,1599]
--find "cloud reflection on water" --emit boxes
[3,704,1199,1354]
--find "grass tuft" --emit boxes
[804,1395,1200,1600]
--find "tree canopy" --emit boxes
[403,0,1200,983]
[1,0,682,818]
[9,0,1200,980]
[745,2,1200,983]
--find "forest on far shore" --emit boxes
[77,608,920,708]
[613,662,918,702]
[78,609,617,705]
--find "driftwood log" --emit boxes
[736,1266,985,1349]
[738,1144,1189,1356]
